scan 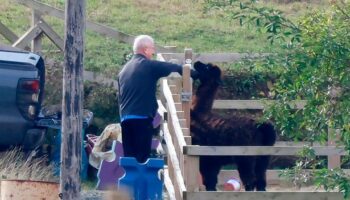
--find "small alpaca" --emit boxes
[190,61,276,191]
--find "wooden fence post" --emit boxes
[182,48,192,130]
[328,128,341,169]
[31,9,42,53]
[60,0,85,199]
[183,48,200,192]
[328,87,341,169]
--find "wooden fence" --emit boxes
[157,50,346,200]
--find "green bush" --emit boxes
[84,82,119,134]
[204,0,350,197]
[43,59,119,135]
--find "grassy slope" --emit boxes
[0,0,329,73]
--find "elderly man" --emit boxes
[118,35,198,163]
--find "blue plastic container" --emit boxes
[37,110,93,180]
[119,157,164,200]
[52,129,88,180]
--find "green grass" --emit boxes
[0,0,330,73]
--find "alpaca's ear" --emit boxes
[194,61,208,72]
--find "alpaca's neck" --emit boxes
[192,81,219,114]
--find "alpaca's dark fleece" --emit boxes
[190,61,276,191]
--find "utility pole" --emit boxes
[60,0,85,199]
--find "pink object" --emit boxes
[223,177,241,191]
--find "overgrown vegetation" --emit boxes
[0,148,57,182]
[204,0,350,198]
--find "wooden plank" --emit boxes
[167,72,182,84]
[183,134,200,192]
[328,128,341,169]
[213,100,307,110]
[184,191,343,200]
[12,24,43,49]
[179,149,185,185]
[176,78,183,93]
[182,62,192,130]
[168,74,182,91]
[15,0,132,43]
[179,119,187,128]
[184,136,191,145]
[218,169,350,186]
[172,94,181,102]
[182,128,190,136]
[168,158,175,190]
[183,146,347,156]
[31,9,42,53]
[162,79,187,150]
[174,103,183,111]
[274,141,323,146]
[184,155,200,193]
[60,0,85,199]
[161,53,270,63]
[38,19,64,51]
[167,114,176,196]
[163,123,186,199]
[177,111,185,119]
[167,105,182,168]
[157,100,167,121]
[163,168,176,200]
[16,0,175,53]
[164,46,177,52]
[164,80,186,187]
[86,21,173,53]
[0,21,19,43]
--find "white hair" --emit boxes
[133,35,154,53]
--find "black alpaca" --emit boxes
[190,61,276,191]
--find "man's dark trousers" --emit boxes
[121,118,154,163]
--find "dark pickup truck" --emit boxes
[0,45,46,149]
[0,45,94,151]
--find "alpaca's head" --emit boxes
[194,61,222,85]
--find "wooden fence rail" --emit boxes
[161,52,269,63]
[163,123,186,200]
[213,100,307,109]
[13,0,175,53]
[184,191,343,200]
[0,21,20,44]
[183,145,347,156]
